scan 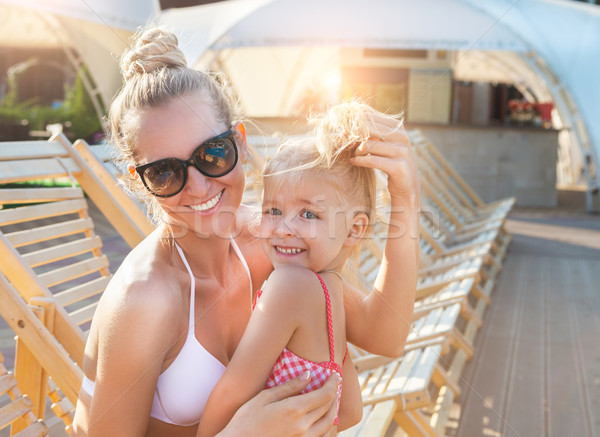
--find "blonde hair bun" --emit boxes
[121,28,187,81]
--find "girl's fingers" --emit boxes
[352,154,411,176]
[355,139,412,159]
[366,118,409,142]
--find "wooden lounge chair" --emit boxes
[340,340,463,437]
[408,129,515,218]
[0,272,80,432]
[0,134,155,431]
[0,350,50,436]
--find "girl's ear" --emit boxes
[233,121,248,160]
[345,212,369,247]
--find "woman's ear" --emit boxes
[127,164,139,180]
[233,121,248,160]
[345,212,370,247]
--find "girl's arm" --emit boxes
[345,114,420,357]
[336,355,363,431]
[197,267,319,437]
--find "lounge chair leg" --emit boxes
[12,305,50,435]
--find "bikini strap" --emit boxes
[174,243,195,331]
[313,272,335,363]
[230,237,253,298]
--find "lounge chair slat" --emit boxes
[54,276,111,306]
[0,395,33,427]
[383,349,423,395]
[0,158,80,184]
[23,236,102,268]
[11,420,48,437]
[38,255,110,288]
[0,199,87,226]
[4,218,94,248]
[370,350,419,400]
[400,346,441,409]
[0,141,68,161]
[0,372,18,394]
[0,187,83,204]
[69,302,98,326]
[339,401,396,437]
[360,363,388,397]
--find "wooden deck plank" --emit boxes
[454,254,525,437]
[577,259,600,436]
[546,257,591,437]
[502,255,546,436]
[455,210,600,437]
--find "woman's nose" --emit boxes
[185,166,211,196]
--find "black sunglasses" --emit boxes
[135,129,238,197]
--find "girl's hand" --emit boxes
[352,112,420,201]
[217,373,338,437]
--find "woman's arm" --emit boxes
[84,282,179,436]
[345,114,420,357]
[197,267,317,437]
[336,355,363,431]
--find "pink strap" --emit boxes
[313,272,336,364]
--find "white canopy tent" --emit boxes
[157,0,600,211]
[1,0,599,209]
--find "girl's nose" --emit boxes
[275,215,295,237]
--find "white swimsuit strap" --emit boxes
[174,240,252,331]
[174,243,196,331]
[81,374,95,396]
[230,237,253,296]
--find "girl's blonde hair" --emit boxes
[108,27,239,224]
[264,100,398,229]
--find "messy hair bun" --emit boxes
[109,26,239,225]
[120,28,187,81]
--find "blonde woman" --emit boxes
[72,28,419,437]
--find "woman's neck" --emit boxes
[163,224,234,281]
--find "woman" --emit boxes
[72,27,419,437]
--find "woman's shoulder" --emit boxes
[98,232,185,327]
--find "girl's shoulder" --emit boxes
[262,266,325,302]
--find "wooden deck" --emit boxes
[1,197,599,436]
[449,206,600,437]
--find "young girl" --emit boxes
[197,101,397,436]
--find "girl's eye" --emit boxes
[264,207,282,216]
[301,210,318,219]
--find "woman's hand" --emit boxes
[217,372,338,437]
[352,112,420,201]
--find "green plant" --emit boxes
[61,70,104,142]
[0,61,103,143]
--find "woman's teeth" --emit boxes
[190,191,222,212]
[276,247,303,254]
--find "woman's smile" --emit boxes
[187,189,225,214]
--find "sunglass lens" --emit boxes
[142,159,185,196]
[194,137,237,177]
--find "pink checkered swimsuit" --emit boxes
[253,272,344,425]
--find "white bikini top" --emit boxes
[81,238,252,426]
